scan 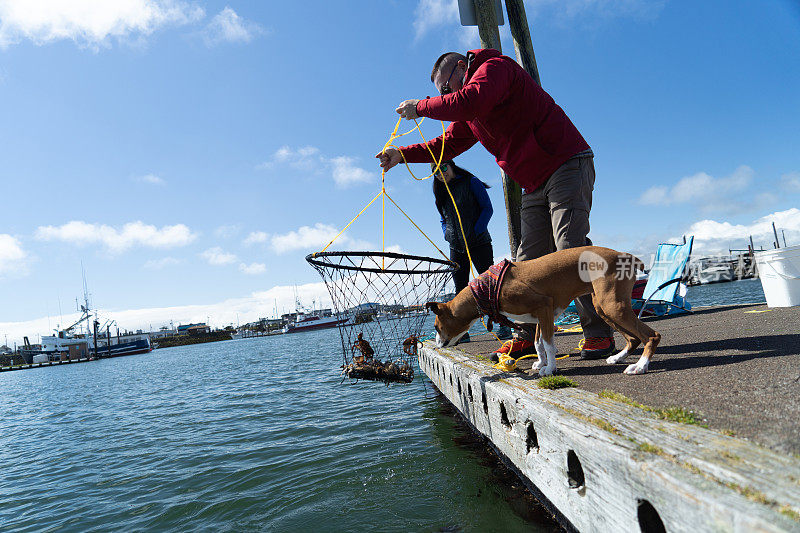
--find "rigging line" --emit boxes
[383,190,449,261]
[318,189,383,254]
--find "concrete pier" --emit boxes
[419,303,800,532]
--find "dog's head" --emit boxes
[425,301,471,348]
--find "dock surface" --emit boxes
[452,303,799,455]
[420,303,800,531]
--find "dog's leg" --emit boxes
[537,318,558,377]
[531,325,546,373]
[624,325,660,375]
[593,299,641,365]
[593,280,654,371]
[598,300,660,374]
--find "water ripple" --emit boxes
[0,326,554,532]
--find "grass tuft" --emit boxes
[780,506,800,522]
[538,375,577,389]
[599,389,704,425]
[637,442,666,456]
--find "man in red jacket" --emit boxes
[376,49,615,360]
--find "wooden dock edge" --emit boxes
[419,342,800,532]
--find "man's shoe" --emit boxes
[496,325,513,340]
[455,332,470,345]
[490,338,535,362]
[580,337,616,359]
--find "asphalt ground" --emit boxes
[444,303,800,456]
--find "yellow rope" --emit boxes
[384,191,448,260]
[318,189,383,254]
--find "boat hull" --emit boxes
[282,317,349,334]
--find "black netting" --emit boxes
[306,251,456,383]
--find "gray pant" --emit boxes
[515,156,612,339]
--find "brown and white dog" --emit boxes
[426,246,661,376]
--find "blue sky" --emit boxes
[1,0,799,342]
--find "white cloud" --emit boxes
[781,172,800,193]
[0,234,27,277]
[258,145,320,171]
[143,257,181,269]
[214,224,241,239]
[271,223,370,254]
[238,262,266,275]
[678,208,800,255]
[35,221,197,253]
[200,247,237,266]
[243,231,269,245]
[638,165,755,213]
[136,173,165,185]
[328,156,373,188]
[638,185,668,205]
[0,0,205,49]
[258,145,374,188]
[202,6,262,46]
[413,0,458,41]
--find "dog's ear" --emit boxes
[425,302,442,315]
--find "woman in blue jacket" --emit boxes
[432,159,511,341]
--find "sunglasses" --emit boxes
[434,163,451,173]
[439,63,459,95]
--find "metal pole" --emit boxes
[782,230,787,248]
[772,222,780,249]
[92,319,98,359]
[472,0,521,258]
[107,326,111,358]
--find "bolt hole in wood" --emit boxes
[500,402,512,429]
[449,374,453,387]
[457,378,462,395]
[526,422,539,453]
[637,499,666,533]
[567,450,585,490]
[467,384,473,402]
[482,391,489,416]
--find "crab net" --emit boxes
[306,251,456,383]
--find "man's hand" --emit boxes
[395,99,420,120]
[375,148,403,171]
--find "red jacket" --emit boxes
[401,49,590,193]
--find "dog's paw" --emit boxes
[538,365,555,377]
[531,359,543,371]
[606,348,629,365]
[624,362,647,375]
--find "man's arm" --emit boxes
[417,58,514,122]
[376,121,478,170]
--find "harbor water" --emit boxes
[0,279,766,532]
[0,325,556,532]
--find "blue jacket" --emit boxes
[438,175,493,252]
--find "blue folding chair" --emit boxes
[634,237,694,318]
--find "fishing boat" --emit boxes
[282,312,350,334]
[694,258,735,285]
[23,274,152,362]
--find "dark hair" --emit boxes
[431,160,490,217]
[431,52,466,82]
